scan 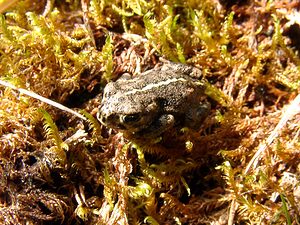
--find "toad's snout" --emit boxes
[97,111,126,130]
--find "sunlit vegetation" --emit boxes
[0,0,300,224]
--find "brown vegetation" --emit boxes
[0,0,299,224]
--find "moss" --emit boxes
[1,0,300,224]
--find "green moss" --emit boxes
[0,0,300,224]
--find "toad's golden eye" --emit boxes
[122,114,141,124]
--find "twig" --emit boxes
[0,79,87,121]
[244,94,300,174]
[42,0,55,16]
[228,199,238,225]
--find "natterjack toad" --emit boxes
[97,62,211,138]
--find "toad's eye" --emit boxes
[122,114,141,124]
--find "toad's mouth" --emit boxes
[98,111,176,138]
[121,122,153,134]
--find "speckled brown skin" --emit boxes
[98,62,211,138]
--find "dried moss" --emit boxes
[0,0,300,224]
